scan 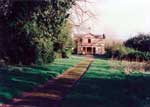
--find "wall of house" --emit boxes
[74,33,105,55]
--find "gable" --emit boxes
[74,33,105,40]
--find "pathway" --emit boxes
[3,59,93,107]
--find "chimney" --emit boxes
[103,34,106,39]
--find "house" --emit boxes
[74,33,106,55]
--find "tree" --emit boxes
[0,0,75,65]
[124,33,150,52]
[57,21,74,58]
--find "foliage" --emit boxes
[56,21,74,58]
[126,51,150,61]
[0,0,75,65]
[124,33,150,52]
[105,44,150,61]
[105,44,134,58]
[105,39,123,50]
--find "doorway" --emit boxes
[93,47,96,55]
[87,47,92,54]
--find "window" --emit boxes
[83,47,86,51]
[80,38,82,43]
[75,40,78,44]
[88,39,91,43]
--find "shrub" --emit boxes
[126,51,150,61]
[105,44,134,59]
[105,44,150,61]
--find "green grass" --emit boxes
[0,56,84,104]
[62,59,150,107]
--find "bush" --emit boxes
[126,51,150,61]
[105,44,134,58]
[105,44,150,61]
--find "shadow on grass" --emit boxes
[93,54,109,60]
[4,77,77,107]
[61,59,150,107]
[61,75,150,107]
[0,66,60,103]
[0,58,82,104]
[1,60,91,107]
[3,73,149,107]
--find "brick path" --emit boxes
[3,59,93,107]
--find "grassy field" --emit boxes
[62,59,150,107]
[0,56,83,104]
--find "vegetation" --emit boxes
[105,44,150,61]
[106,44,134,58]
[0,56,83,104]
[62,59,150,107]
[54,21,74,58]
[125,33,150,52]
[126,51,150,61]
[109,60,150,74]
[105,33,150,61]
[0,0,75,65]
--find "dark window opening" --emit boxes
[83,47,86,51]
[80,38,82,43]
[88,39,91,43]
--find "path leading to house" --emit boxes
[4,58,93,107]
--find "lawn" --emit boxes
[62,59,150,107]
[0,56,84,104]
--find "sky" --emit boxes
[72,0,150,40]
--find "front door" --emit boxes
[87,47,92,54]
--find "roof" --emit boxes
[74,33,106,39]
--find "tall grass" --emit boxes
[109,60,150,75]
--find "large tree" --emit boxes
[124,33,150,52]
[0,0,74,65]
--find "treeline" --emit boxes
[0,0,75,65]
[105,33,150,62]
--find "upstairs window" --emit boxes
[80,38,82,43]
[88,39,91,43]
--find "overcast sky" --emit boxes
[72,0,150,40]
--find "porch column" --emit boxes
[91,47,93,54]
[77,46,80,54]
[81,47,83,54]
[85,47,87,55]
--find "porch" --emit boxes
[80,47,96,55]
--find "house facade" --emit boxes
[74,33,106,55]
